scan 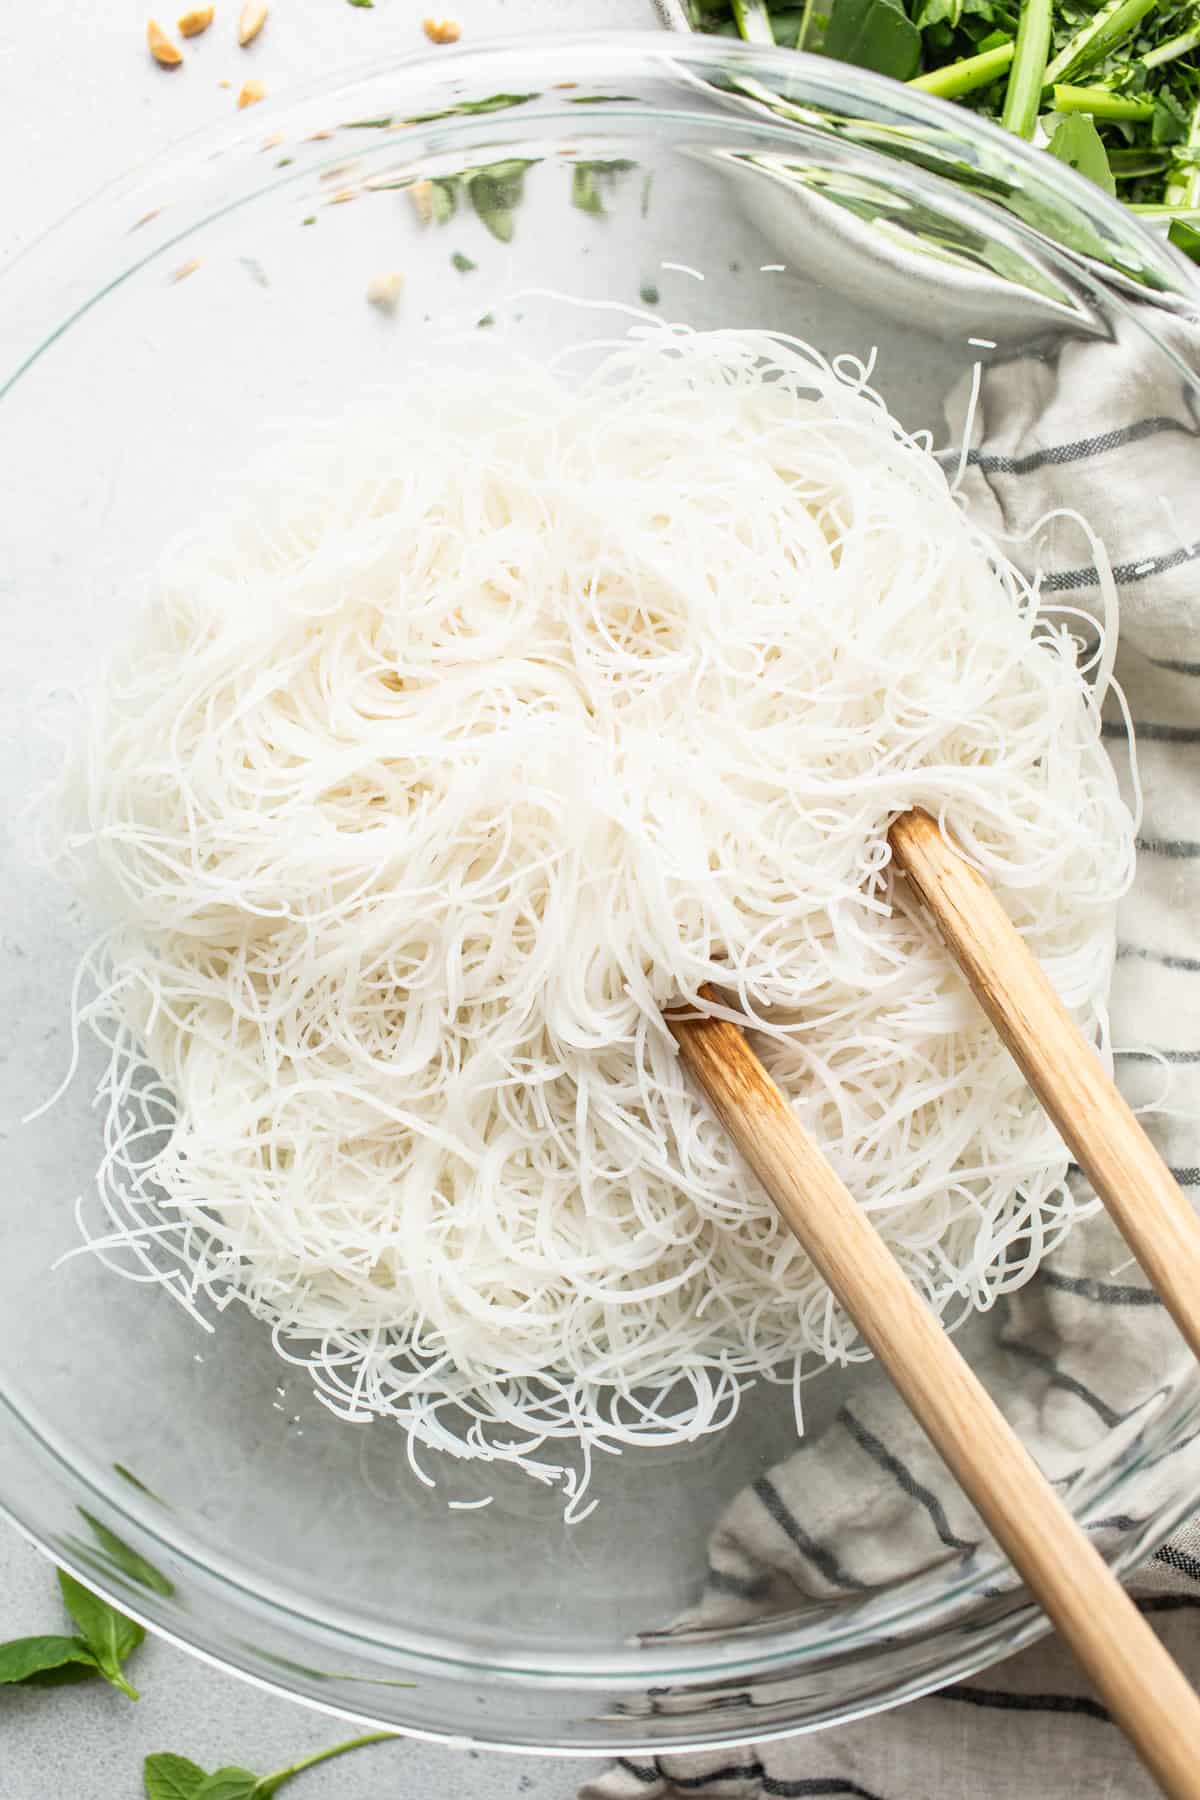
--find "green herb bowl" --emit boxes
[2,31,1199,1757]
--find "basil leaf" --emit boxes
[0,1635,99,1686]
[194,1770,260,1800]
[144,1753,210,1800]
[57,1569,144,1697]
[79,1510,175,1597]
[822,0,922,77]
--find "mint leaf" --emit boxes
[822,0,922,77]
[0,1635,99,1687]
[194,1771,260,1800]
[79,1510,175,1597]
[144,1753,210,1800]
[1045,113,1117,193]
[57,1570,144,1698]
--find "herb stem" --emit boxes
[1107,147,1172,176]
[794,0,817,52]
[1165,92,1200,209]
[258,1732,397,1796]
[909,39,1014,97]
[1044,0,1163,86]
[1130,201,1200,217]
[1001,0,1054,137]
[730,0,776,43]
[1143,24,1200,68]
[1052,83,1155,119]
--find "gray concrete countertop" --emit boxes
[1,0,654,1793]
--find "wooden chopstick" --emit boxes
[668,994,1200,1800]
[889,807,1200,1366]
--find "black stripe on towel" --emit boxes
[1041,541,1200,595]
[965,417,1189,476]
[676,1769,886,1798]
[1152,656,1200,676]
[1041,1268,1161,1306]
[1155,1544,1200,1584]
[1101,720,1200,743]
[706,1565,772,1602]
[1066,1160,1200,1185]
[1118,943,1200,976]
[1136,835,1200,859]
[939,1686,1111,1722]
[1115,1047,1200,1065]
[1000,1341,1125,1428]
[839,1406,976,1554]
[1139,1595,1200,1614]
[752,1475,870,1592]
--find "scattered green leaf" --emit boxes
[0,1636,100,1688]
[476,312,496,327]
[57,1570,144,1699]
[144,1754,209,1800]
[1046,111,1118,190]
[450,250,477,271]
[78,1509,175,1597]
[639,282,661,304]
[145,1733,397,1800]
[345,0,373,8]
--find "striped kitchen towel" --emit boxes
[582,300,1200,1799]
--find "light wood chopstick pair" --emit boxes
[668,809,1200,1800]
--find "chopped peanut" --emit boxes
[177,6,214,36]
[422,17,461,43]
[147,18,184,65]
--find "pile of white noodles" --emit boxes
[42,324,1136,1510]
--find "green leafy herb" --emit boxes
[639,282,661,303]
[0,1636,100,1688]
[144,1733,396,1800]
[695,0,1200,228]
[78,1509,175,1597]
[144,1754,209,1800]
[450,251,477,271]
[476,312,496,327]
[1044,0,1163,84]
[822,0,922,76]
[57,1569,144,1700]
[1046,111,1117,188]
[345,0,373,9]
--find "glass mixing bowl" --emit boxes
[2,31,1199,1757]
